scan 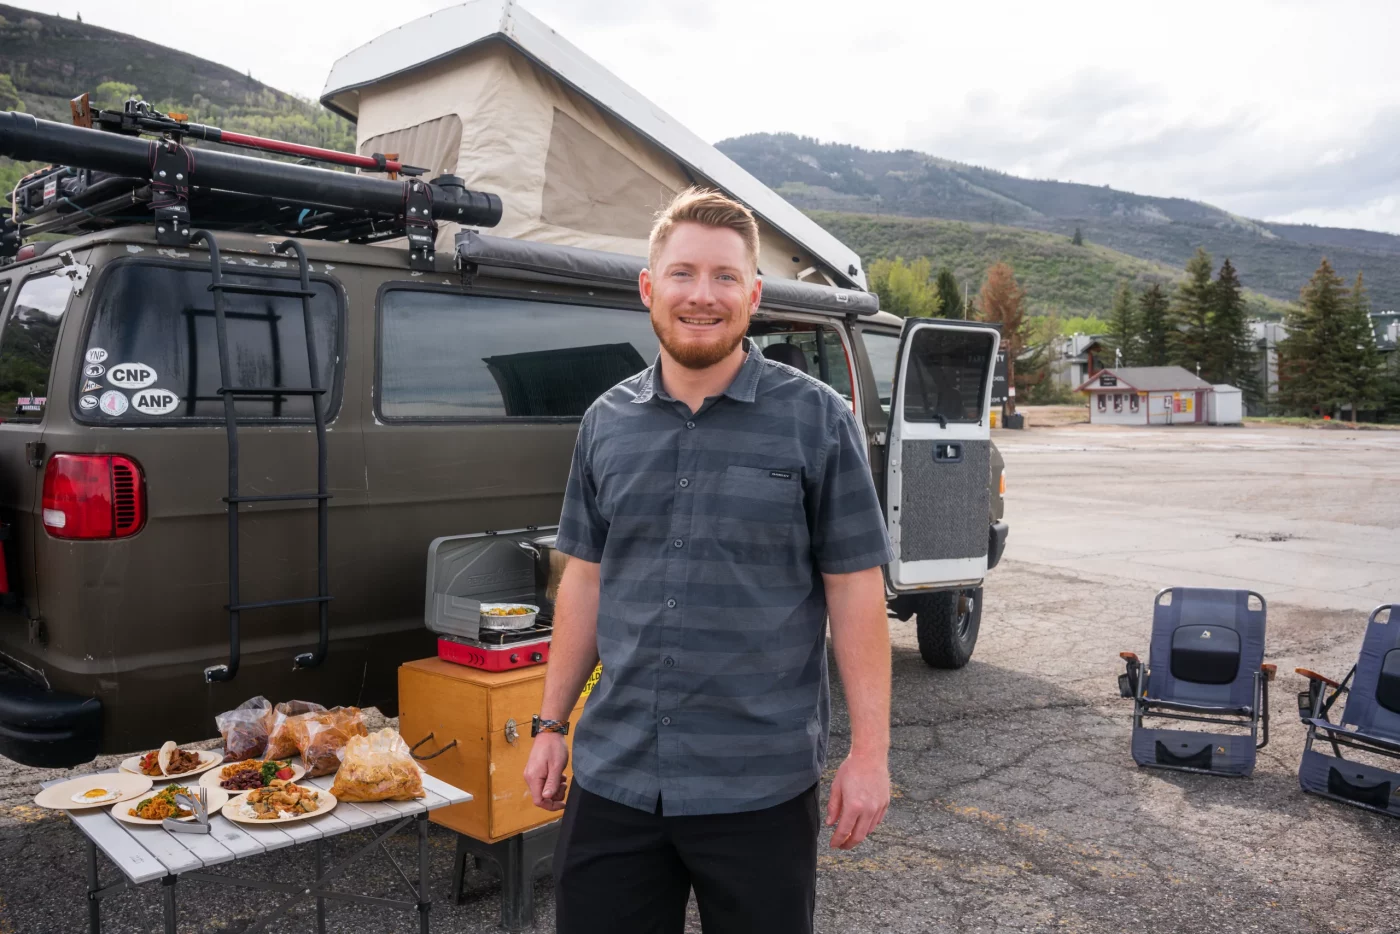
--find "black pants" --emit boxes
[554,784,819,934]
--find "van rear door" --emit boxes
[885,320,999,590]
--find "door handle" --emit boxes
[932,442,963,464]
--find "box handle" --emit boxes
[409,732,459,761]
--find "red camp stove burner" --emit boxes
[437,622,553,671]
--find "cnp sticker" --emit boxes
[132,388,179,415]
[98,390,128,416]
[82,379,102,393]
[107,363,157,390]
[83,363,106,379]
[85,348,109,364]
[79,394,98,410]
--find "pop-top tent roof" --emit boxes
[1077,366,1214,393]
[321,0,866,289]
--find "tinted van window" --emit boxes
[380,290,657,419]
[0,274,72,420]
[749,323,854,403]
[81,264,339,421]
[859,329,899,415]
[903,327,994,424]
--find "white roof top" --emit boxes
[321,0,866,289]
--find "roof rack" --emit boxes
[0,96,503,269]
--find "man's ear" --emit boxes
[639,268,653,309]
[748,275,763,313]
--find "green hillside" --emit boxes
[811,211,1292,321]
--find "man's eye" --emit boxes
[671,270,691,278]
[717,274,737,282]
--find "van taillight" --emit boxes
[41,454,146,539]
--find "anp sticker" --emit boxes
[132,389,180,415]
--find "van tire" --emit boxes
[915,587,982,669]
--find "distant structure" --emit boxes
[1051,333,1104,390]
[1249,320,1287,414]
[1077,366,1216,426]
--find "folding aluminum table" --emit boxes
[41,768,473,933]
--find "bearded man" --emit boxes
[524,188,894,934]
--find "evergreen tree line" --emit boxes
[869,257,967,319]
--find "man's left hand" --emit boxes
[825,750,890,850]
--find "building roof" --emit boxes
[320,0,867,289]
[1077,366,1214,393]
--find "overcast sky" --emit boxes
[22,0,1400,233]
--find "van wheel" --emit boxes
[915,587,982,669]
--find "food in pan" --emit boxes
[481,605,532,616]
[239,780,321,820]
[218,759,295,790]
[71,787,118,804]
[139,741,202,776]
[129,785,193,820]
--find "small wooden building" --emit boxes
[1078,366,1214,426]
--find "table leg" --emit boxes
[315,838,327,934]
[86,839,100,934]
[161,876,177,934]
[417,813,431,934]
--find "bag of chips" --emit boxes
[291,706,368,777]
[264,700,326,760]
[215,695,272,762]
[330,729,426,802]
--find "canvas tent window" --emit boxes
[359,115,463,178]
[542,108,678,239]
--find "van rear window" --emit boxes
[902,327,994,424]
[0,273,72,420]
[379,290,657,420]
[80,263,339,421]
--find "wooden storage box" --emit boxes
[399,658,587,843]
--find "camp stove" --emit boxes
[425,528,563,671]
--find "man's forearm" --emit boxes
[824,566,891,756]
[539,557,602,722]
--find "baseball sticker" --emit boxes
[83,363,105,379]
[107,363,157,390]
[85,348,109,364]
[132,388,180,415]
[98,390,128,416]
[79,394,98,410]
[82,379,102,393]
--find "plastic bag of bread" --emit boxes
[331,729,426,802]
[264,700,326,760]
[215,695,272,762]
[291,706,368,777]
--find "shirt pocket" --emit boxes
[709,465,805,555]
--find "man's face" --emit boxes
[641,222,762,370]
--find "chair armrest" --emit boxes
[1295,667,1340,689]
[1119,652,1139,663]
[1261,664,1276,681]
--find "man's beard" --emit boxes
[651,310,747,370]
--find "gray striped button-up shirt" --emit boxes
[555,339,894,816]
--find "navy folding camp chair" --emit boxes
[1296,604,1400,817]
[1117,587,1274,777]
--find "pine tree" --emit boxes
[1071,227,1084,246]
[1334,271,1384,422]
[1278,258,1348,416]
[1205,258,1258,403]
[1170,247,1214,377]
[1103,283,1139,367]
[1137,283,1170,366]
[934,268,964,320]
[978,263,1033,414]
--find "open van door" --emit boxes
[885,321,1001,590]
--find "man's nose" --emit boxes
[687,275,718,307]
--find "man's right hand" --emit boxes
[524,732,571,811]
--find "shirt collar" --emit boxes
[631,339,765,406]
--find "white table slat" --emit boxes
[419,772,474,807]
[62,807,168,885]
[164,824,237,867]
[206,814,288,858]
[122,826,205,875]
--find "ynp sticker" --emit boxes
[85,348,109,364]
[107,363,157,390]
[132,388,180,415]
[98,390,128,416]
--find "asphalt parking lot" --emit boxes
[2,422,1399,933]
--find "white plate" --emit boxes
[112,785,230,825]
[199,760,305,791]
[119,748,223,780]
[221,785,338,825]
[34,773,153,811]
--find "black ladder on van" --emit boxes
[190,232,331,683]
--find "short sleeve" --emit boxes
[808,407,895,574]
[555,408,608,562]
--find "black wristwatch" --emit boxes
[532,716,569,737]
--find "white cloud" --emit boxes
[20,0,1400,232]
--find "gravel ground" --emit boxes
[2,423,1398,933]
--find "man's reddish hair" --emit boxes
[648,187,760,277]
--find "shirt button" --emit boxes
[678,478,689,488]
[666,598,677,608]
[664,656,675,667]
[685,421,695,430]
[661,717,671,726]
[673,539,684,548]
